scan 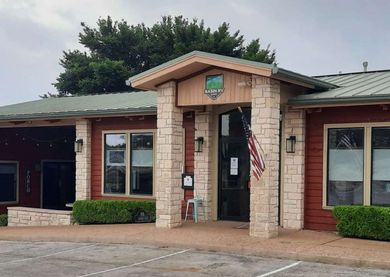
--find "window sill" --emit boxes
[322,205,334,210]
[101,193,155,200]
[0,201,19,205]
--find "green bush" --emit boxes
[72,200,156,224]
[333,206,390,241]
[0,214,7,227]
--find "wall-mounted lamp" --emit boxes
[195,137,204,153]
[286,135,296,153]
[74,139,84,153]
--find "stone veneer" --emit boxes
[249,75,281,238]
[155,81,184,228]
[283,108,305,229]
[194,108,214,221]
[75,119,92,201]
[7,207,73,226]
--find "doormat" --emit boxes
[234,223,249,229]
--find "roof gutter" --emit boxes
[0,107,157,121]
[272,66,338,90]
[288,94,390,108]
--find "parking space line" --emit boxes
[0,243,98,266]
[79,249,191,277]
[257,261,302,277]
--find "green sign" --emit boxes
[205,74,224,100]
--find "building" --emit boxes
[1,51,389,237]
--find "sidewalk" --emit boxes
[0,221,389,269]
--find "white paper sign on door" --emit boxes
[230,157,238,175]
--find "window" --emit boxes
[327,128,364,206]
[103,131,154,197]
[104,134,126,194]
[372,127,390,206]
[0,162,18,203]
[324,124,390,207]
[130,133,153,195]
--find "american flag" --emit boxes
[238,107,266,181]
[339,134,353,149]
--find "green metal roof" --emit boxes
[128,51,336,90]
[288,70,390,107]
[0,91,156,121]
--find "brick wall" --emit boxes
[283,109,305,229]
[182,112,195,219]
[249,76,280,238]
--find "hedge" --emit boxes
[0,214,7,227]
[72,200,156,225]
[333,206,390,241]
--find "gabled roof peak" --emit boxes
[128,51,336,91]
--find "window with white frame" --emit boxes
[324,124,390,207]
[371,127,390,206]
[0,162,18,203]
[103,131,154,196]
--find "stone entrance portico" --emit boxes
[128,51,315,238]
[249,76,280,238]
[155,81,184,228]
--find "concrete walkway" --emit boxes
[0,221,389,270]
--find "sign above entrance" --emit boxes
[177,69,252,106]
[204,74,224,100]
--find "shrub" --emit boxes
[72,200,156,224]
[0,214,7,227]
[333,206,390,241]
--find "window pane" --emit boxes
[0,163,17,202]
[131,133,153,195]
[372,127,390,206]
[327,128,364,206]
[104,134,126,194]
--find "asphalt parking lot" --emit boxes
[0,241,389,277]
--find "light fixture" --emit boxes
[195,137,204,153]
[74,139,84,153]
[286,135,296,153]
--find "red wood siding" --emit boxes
[305,105,390,230]
[0,127,75,214]
[90,116,157,200]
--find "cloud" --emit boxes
[0,0,389,105]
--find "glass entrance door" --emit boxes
[218,108,250,221]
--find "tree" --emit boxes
[53,16,276,96]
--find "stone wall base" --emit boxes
[7,207,73,227]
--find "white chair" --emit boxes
[184,196,205,223]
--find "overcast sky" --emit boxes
[1,0,389,105]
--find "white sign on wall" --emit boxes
[230,157,238,176]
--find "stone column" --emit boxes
[194,108,214,221]
[155,81,184,228]
[75,119,92,200]
[283,108,305,229]
[249,75,281,238]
